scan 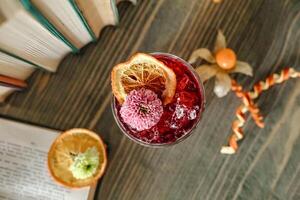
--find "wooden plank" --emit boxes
[1,0,300,199]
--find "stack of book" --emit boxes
[0,0,136,102]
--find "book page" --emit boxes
[0,118,91,200]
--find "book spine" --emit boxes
[69,0,97,42]
[20,0,79,53]
[0,75,27,89]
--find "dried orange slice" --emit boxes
[111,53,176,105]
[48,128,107,188]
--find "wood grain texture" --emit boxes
[1,0,300,199]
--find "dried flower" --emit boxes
[120,88,163,131]
[189,30,253,97]
[69,147,99,180]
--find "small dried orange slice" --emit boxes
[48,128,107,188]
[111,53,176,105]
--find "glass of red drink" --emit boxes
[112,52,205,147]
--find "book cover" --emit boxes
[111,0,120,25]
[20,0,79,53]
[113,0,138,26]
[68,0,97,42]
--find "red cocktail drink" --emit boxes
[112,53,205,147]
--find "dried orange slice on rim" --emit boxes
[48,128,107,188]
[111,53,177,105]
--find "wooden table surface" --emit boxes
[1,0,300,199]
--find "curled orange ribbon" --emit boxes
[221,68,300,154]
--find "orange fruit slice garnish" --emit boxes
[111,53,176,105]
[48,128,107,188]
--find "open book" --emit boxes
[0,118,97,200]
